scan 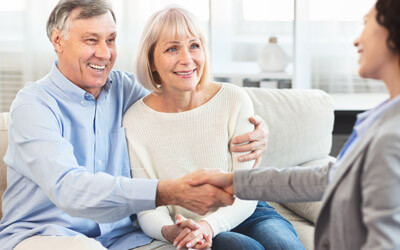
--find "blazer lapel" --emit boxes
[321,101,400,204]
[321,111,384,202]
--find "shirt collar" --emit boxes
[49,61,113,105]
[354,94,400,136]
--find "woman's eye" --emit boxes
[166,47,177,52]
[190,43,200,50]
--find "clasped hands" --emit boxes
[161,169,234,249]
[156,169,234,249]
[162,214,213,249]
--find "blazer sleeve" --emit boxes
[233,162,333,202]
[361,130,400,249]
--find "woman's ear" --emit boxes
[51,29,64,53]
[150,63,156,72]
[152,71,161,85]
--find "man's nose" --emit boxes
[95,41,111,59]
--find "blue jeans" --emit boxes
[212,201,305,250]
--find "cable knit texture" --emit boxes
[123,83,257,241]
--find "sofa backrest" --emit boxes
[244,88,334,168]
[0,112,9,219]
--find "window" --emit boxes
[0,1,25,11]
[0,0,26,112]
[309,0,375,21]
[307,0,381,92]
[211,0,382,93]
[242,0,293,21]
[0,0,387,113]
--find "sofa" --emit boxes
[0,87,335,250]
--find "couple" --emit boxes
[0,1,302,250]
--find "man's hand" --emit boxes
[187,169,234,195]
[156,170,234,215]
[231,115,268,168]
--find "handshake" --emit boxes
[157,169,235,215]
[156,169,236,249]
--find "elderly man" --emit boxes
[0,0,267,249]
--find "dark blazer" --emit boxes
[234,101,400,249]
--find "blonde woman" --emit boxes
[123,6,303,250]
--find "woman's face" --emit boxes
[354,6,397,80]
[151,33,205,93]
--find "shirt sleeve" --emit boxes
[202,89,257,236]
[10,103,158,223]
[120,72,149,113]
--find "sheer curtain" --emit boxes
[307,0,384,93]
[211,0,384,92]
[24,0,58,83]
[0,0,57,112]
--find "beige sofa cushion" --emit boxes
[244,88,334,249]
[281,156,336,224]
[270,202,314,250]
[283,201,321,224]
[0,112,9,219]
[244,88,334,168]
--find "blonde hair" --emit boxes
[135,6,211,92]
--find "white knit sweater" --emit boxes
[123,83,257,241]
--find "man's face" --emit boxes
[54,8,117,98]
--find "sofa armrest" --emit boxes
[282,201,321,224]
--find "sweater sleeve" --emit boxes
[131,164,175,242]
[134,158,174,242]
[125,125,175,242]
[137,207,175,242]
[202,88,258,236]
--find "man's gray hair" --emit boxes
[46,0,116,41]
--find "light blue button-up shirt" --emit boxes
[0,62,158,249]
[329,94,400,181]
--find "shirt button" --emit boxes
[98,160,102,165]
[81,100,84,104]
[84,93,94,101]
[97,130,101,134]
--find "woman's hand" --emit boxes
[161,215,200,243]
[231,115,269,168]
[174,219,214,250]
[161,224,186,244]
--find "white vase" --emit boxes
[258,37,289,72]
